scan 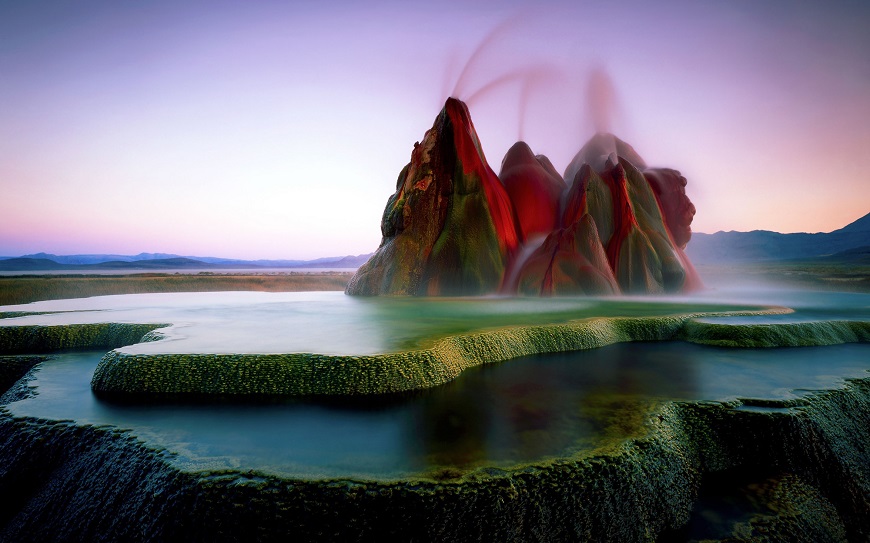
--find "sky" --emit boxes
[1,0,869,259]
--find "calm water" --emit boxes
[6,342,868,480]
[0,291,762,355]
[3,289,867,355]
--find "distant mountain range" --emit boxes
[0,252,373,272]
[686,212,870,264]
[1,212,867,272]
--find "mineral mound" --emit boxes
[346,98,699,296]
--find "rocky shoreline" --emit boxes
[1,370,867,542]
[0,314,867,541]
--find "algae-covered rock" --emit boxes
[2,310,869,542]
[89,309,870,399]
[346,98,519,296]
[0,323,168,355]
[0,355,45,399]
[5,367,870,542]
[514,215,619,296]
[347,100,701,297]
[643,168,695,250]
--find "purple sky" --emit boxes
[2,0,869,259]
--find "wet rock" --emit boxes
[346,98,519,296]
[0,323,168,355]
[0,355,45,402]
[3,372,869,542]
[91,313,869,398]
[347,100,701,296]
[643,168,695,250]
[514,215,619,296]
[499,141,565,242]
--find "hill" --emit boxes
[0,257,221,272]
[0,253,373,272]
[686,212,870,263]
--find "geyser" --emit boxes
[346,98,519,296]
[347,96,700,296]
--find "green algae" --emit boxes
[0,355,45,398]
[681,319,870,348]
[1,292,866,541]
[0,303,866,401]
[0,323,168,355]
[88,306,870,398]
[661,470,849,542]
[727,473,848,543]
[4,374,868,541]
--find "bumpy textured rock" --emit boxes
[5,367,870,542]
[499,141,565,241]
[515,215,619,296]
[643,168,695,249]
[90,312,870,398]
[0,323,168,355]
[347,99,700,296]
[346,98,519,296]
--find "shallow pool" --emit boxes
[6,341,868,480]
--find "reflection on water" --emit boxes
[407,341,700,472]
[6,342,869,480]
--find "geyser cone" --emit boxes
[563,132,647,186]
[346,98,520,296]
[515,214,619,296]
[643,168,696,249]
[559,134,701,293]
[500,142,619,296]
[499,141,566,242]
[348,102,700,296]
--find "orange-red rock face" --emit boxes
[643,168,695,249]
[347,100,700,296]
[515,215,619,296]
[499,141,566,242]
[345,98,520,296]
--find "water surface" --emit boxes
[0,291,769,355]
[7,342,868,480]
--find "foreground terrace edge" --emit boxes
[92,308,867,397]
[0,302,868,541]
[0,358,868,541]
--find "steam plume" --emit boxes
[451,15,526,99]
[587,66,616,134]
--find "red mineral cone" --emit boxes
[347,111,700,296]
[643,168,695,249]
[347,98,520,296]
[499,141,566,242]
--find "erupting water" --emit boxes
[347,95,700,296]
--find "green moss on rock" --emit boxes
[0,355,46,395]
[0,323,168,355]
[681,319,870,348]
[92,309,869,398]
[3,375,869,542]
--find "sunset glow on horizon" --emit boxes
[2,0,868,260]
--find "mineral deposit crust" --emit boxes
[347,98,701,296]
